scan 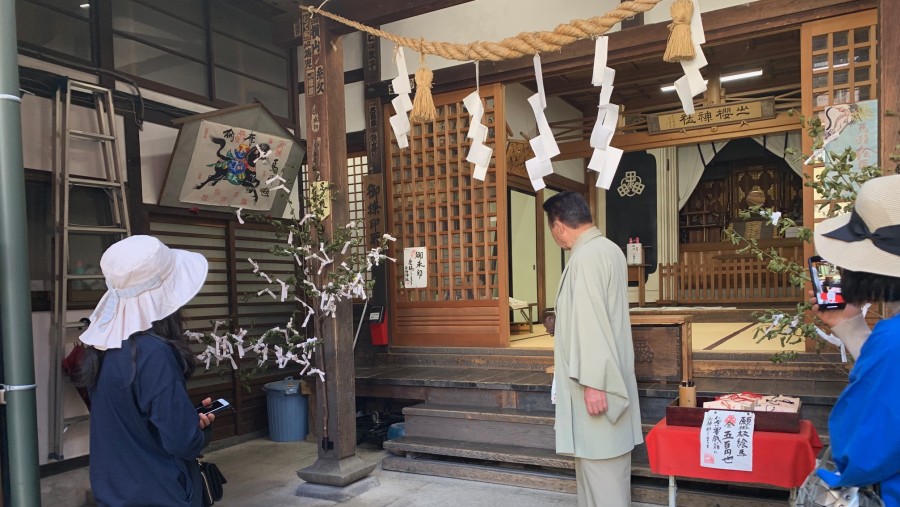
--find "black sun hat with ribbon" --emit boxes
[815,174,900,278]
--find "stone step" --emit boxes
[382,454,790,506]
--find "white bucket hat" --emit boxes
[815,174,900,278]
[79,235,208,350]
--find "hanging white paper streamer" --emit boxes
[592,37,615,106]
[673,0,708,114]
[523,57,559,191]
[591,37,608,86]
[463,89,493,181]
[533,55,546,109]
[594,146,623,189]
[389,47,413,149]
[584,36,622,190]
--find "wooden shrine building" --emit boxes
[8,0,898,503]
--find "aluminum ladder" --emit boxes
[49,79,131,460]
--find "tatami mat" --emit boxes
[509,320,806,352]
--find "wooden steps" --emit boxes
[402,403,556,449]
[359,348,841,505]
[693,351,850,381]
[376,347,553,371]
[383,408,792,506]
[384,436,574,469]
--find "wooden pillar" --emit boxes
[296,13,376,487]
[881,0,900,175]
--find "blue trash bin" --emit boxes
[263,376,308,442]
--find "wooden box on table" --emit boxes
[666,396,802,433]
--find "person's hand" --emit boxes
[808,290,861,329]
[198,397,216,429]
[583,387,608,416]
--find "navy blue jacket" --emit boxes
[89,333,208,506]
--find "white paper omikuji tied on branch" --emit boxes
[463,90,492,181]
[673,0,708,114]
[389,46,413,149]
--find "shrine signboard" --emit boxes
[647,98,775,134]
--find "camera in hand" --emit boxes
[197,398,231,415]
[808,256,846,310]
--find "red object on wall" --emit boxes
[367,306,387,345]
[370,321,388,346]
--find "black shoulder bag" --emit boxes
[197,456,227,506]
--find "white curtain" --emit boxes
[751,131,803,176]
[676,141,729,210]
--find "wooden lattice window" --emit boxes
[347,153,371,282]
[385,84,509,347]
[801,10,878,227]
[149,217,299,438]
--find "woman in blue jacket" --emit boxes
[812,174,900,506]
[76,235,214,506]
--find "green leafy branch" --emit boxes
[721,112,880,366]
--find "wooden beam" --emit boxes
[296,15,376,488]
[557,112,800,158]
[422,0,876,94]
[880,0,900,175]
[274,0,477,44]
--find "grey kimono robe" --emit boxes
[553,227,643,459]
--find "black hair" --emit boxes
[542,191,593,229]
[840,268,900,305]
[74,310,196,389]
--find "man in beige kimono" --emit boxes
[543,191,642,507]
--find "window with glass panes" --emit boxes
[801,10,878,226]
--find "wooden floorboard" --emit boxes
[384,436,574,468]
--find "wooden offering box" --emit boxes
[666,396,802,433]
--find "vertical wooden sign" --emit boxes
[297,13,376,488]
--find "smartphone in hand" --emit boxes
[808,255,846,310]
[197,398,231,415]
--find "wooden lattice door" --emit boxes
[386,84,509,347]
[801,10,878,235]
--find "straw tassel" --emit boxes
[410,50,436,124]
[663,0,695,63]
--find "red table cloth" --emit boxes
[646,418,823,488]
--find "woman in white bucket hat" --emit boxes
[75,235,215,507]
[809,174,900,506]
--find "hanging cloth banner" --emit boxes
[389,46,413,149]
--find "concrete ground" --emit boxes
[206,437,660,507]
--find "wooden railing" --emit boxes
[659,239,805,305]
